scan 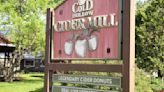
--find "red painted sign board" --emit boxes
[52,0,122,60]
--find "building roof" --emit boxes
[23,53,41,60]
[0,34,12,44]
[0,34,15,52]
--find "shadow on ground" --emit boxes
[30,88,43,92]
[31,75,44,79]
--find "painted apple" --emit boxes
[88,35,98,51]
[75,39,87,58]
[64,41,74,55]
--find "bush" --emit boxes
[150,78,164,91]
[135,68,153,92]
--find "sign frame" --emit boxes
[44,0,135,92]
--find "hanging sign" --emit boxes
[52,0,122,59]
[53,74,121,87]
[52,86,120,92]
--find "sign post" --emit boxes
[44,8,52,92]
[122,0,135,92]
[44,0,135,92]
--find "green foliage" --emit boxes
[135,67,163,92]
[0,0,62,54]
[150,78,164,91]
[0,0,62,81]
[136,0,164,73]
[0,0,49,55]
[135,68,153,92]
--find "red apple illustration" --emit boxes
[64,41,74,55]
[88,35,98,51]
[75,39,87,58]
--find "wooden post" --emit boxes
[44,8,52,92]
[122,0,135,92]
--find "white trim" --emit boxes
[0,43,15,47]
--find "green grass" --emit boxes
[0,73,44,92]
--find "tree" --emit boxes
[136,0,164,76]
[0,0,48,53]
[0,0,48,82]
[0,0,63,81]
[0,0,63,53]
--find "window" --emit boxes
[24,60,35,67]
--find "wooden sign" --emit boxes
[52,0,122,60]
[53,86,119,92]
[44,0,135,91]
[53,74,121,87]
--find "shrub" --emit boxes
[135,68,153,92]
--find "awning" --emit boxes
[0,43,15,52]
